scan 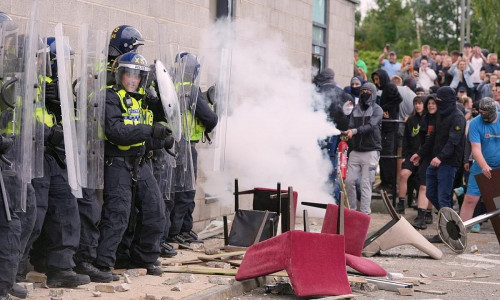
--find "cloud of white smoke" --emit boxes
[197,18,340,217]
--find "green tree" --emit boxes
[471,0,500,53]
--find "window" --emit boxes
[312,0,328,75]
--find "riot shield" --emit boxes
[55,23,82,198]
[75,24,108,190]
[152,148,176,200]
[0,19,23,211]
[155,60,181,142]
[2,1,47,211]
[171,54,202,192]
[210,47,232,171]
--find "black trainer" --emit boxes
[9,283,27,299]
[166,234,189,246]
[46,268,91,288]
[160,241,178,258]
[181,230,203,243]
[424,210,433,224]
[74,262,113,283]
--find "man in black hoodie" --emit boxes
[411,87,466,210]
[344,82,383,214]
[314,68,350,201]
[372,69,402,190]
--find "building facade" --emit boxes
[1,0,357,230]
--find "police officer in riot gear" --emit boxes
[166,52,217,246]
[106,25,144,86]
[22,37,90,288]
[94,52,171,276]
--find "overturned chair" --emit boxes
[236,190,352,297]
[363,190,443,259]
[223,179,298,248]
[302,202,387,277]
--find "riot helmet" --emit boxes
[108,25,144,58]
[112,52,150,93]
[46,36,74,78]
[175,52,200,83]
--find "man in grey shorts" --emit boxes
[344,82,383,214]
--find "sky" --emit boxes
[359,0,378,17]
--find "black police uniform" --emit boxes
[95,88,166,269]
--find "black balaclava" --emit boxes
[436,86,457,116]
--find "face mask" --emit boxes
[351,86,361,97]
[359,93,371,107]
[343,102,354,115]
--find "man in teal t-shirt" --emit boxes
[460,98,500,222]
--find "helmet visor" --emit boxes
[116,66,149,93]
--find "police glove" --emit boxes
[151,123,172,140]
[164,135,175,151]
[144,86,160,106]
[47,125,64,146]
[45,80,59,102]
[0,135,14,154]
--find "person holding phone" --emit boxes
[378,44,401,78]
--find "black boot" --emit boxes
[425,210,433,224]
[46,268,91,288]
[160,241,178,258]
[395,198,406,214]
[74,262,113,283]
[130,261,163,276]
[411,209,427,230]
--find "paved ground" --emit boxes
[21,203,500,300]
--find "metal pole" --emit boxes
[466,0,471,43]
[463,209,500,228]
[460,0,466,49]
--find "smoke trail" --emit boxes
[198,19,340,217]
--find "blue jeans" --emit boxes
[425,165,458,210]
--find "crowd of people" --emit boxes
[317,42,500,236]
[0,11,217,300]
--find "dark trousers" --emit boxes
[26,154,80,269]
[95,158,165,267]
[74,188,101,264]
[169,146,197,236]
[426,165,458,210]
[16,184,36,278]
[0,195,21,296]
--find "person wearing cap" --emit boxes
[378,46,401,78]
[460,98,500,225]
[411,87,466,211]
[344,82,383,214]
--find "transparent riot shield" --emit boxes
[171,54,202,192]
[55,23,82,198]
[152,148,176,200]
[210,48,232,171]
[0,19,23,211]
[155,60,181,142]
[75,24,108,190]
